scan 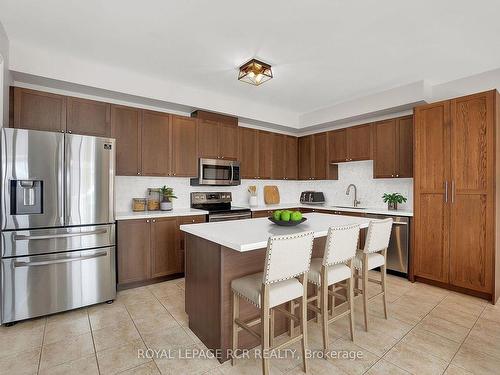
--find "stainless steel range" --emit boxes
[1,128,116,324]
[190,192,251,222]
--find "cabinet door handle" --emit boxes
[451,180,455,203]
[444,181,448,203]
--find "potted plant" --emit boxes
[382,193,407,211]
[160,186,177,211]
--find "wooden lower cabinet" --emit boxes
[117,215,205,288]
[117,219,151,284]
[151,217,179,278]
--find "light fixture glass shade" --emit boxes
[238,59,273,86]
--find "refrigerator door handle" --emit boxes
[13,228,108,241]
[13,251,108,267]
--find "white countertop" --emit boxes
[116,208,208,220]
[246,203,413,217]
[180,212,377,252]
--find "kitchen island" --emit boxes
[180,213,376,362]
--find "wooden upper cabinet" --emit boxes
[117,219,151,284]
[197,120,239,160]
[238,127,259,179]
[67,97,110,137]
[192,110,238,160]
[142,110,170,176]
[328,129,347,163]
[313,133,327,180]
[12,87,66,132]
[373,116,413,179]
[413,101,451,284]
[448,92,494,292]
[197,119,219,159]
[150,217,179,278]
[397,116,413,178]
[171,116,198,177]
[271,134,285,180]
[111,105,142,176]
[219,123,238,160]
[258,131,273,179]
[373,119,397,178]
[298,135,313,180]
[284,136,298,180]
[346,124,371,161]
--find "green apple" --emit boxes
[291,211,302,222]
[280,211,291,221]
[273,210,282,221]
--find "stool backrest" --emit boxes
[323,224,360,266]
[263,231,314,285]
[363,218,393,254]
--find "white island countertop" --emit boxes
[180,212,378,252]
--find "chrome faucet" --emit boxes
[346,184,361,207]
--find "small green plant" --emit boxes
[160,186,177,202]
[382,193,407,204]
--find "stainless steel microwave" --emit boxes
[190,158,241,186]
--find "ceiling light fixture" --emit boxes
[238,59,273,86]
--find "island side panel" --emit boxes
[185,234,222,351]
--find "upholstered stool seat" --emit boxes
[307,258,352,286]
[353,251,385,270]
[231,272,303,308]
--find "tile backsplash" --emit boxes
[115,160,413,212]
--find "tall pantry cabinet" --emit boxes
[413,90,500,302]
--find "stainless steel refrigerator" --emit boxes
[1,128,116,324]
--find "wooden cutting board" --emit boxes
[264,185,280,204]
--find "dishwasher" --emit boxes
[365,214,410,276]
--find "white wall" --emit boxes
[115,161,412,212]
[0,21,11,127]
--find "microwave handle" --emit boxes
[230,164,234,184]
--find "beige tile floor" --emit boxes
[1,272,499,375]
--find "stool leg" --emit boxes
[300,274,309,373]
[288,301,295,337]
[321,268,329,353]
[231,291,239,366]
[328,284,334,317]
[347,274,355,341]
[261,285,270,375]
[314,284,320,323]
[270,308,275,347]
[362,255,369,332]
[381,249,388,319]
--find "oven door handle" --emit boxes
[13,228,108,241]
[13,251,108,267]
[209,213,251,222]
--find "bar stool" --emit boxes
[231,231,315,375]
[354,218,393,331]
[306,224,360,352]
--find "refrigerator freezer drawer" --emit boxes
[1,247,116,324]
[1,224,115,257]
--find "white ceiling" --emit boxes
[1,0,500,129]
